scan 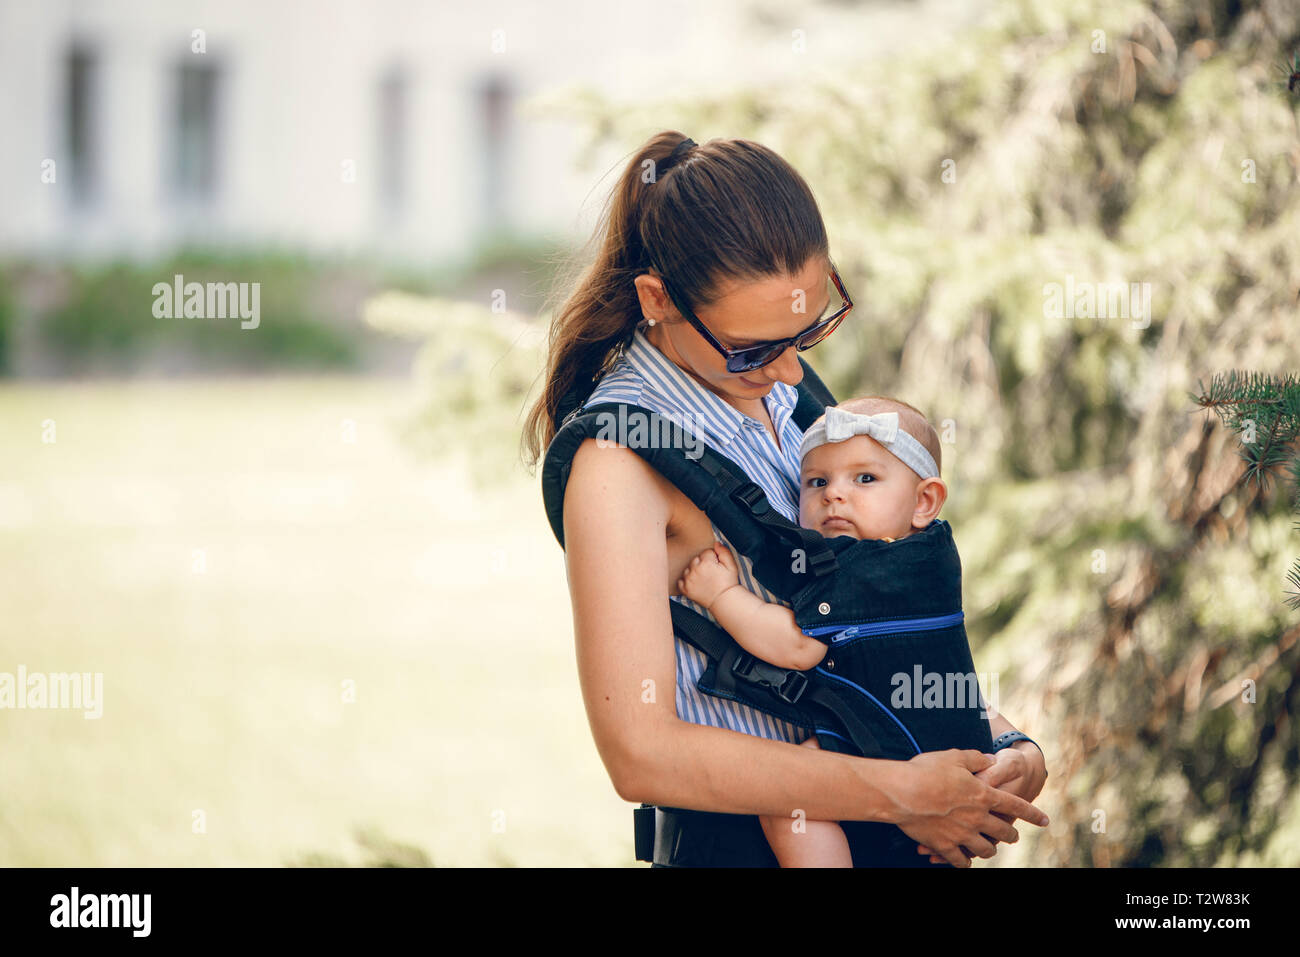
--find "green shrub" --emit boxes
[36,253,365,373]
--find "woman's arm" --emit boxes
[982,712,1047,802]
[677,543,827,671]
[562,438,1048,867]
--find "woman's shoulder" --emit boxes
[568,430,679,495]
[562,435,679,553]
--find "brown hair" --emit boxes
[520,131,829,469]
[810,395,943,477]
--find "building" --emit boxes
[0,0,782,267]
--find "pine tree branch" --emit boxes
[1193,370,1300,613]
[1191,371,1300,490]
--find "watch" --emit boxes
[991,731,1047,778]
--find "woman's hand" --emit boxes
[913,744,1048,863]
[978,742,1046,803]
[886,749,1049,868]
[677,543,740,609]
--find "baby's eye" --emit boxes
[856,473,876,484]
[807,477,826,488]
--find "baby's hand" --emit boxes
[677,543,740,609]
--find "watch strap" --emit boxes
[991,731,1046,778]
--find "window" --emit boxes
[171,62,220,200]
[64,44,96,206]
[376,65,409,216]
[477,73,511,230]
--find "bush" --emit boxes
[32,252,370,374]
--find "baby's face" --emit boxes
[798,434,928,541]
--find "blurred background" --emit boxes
[1,0,1297,866]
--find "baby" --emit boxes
[678,394,958,867]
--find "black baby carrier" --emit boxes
[541,357,995,866]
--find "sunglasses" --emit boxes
[651,259,853,373]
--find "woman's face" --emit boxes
[634,256,834,403]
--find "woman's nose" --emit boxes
[760,345,804,386]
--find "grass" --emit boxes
[0,374,633,866]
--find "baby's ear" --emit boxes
[912,477,947,526]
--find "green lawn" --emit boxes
[0,375,631,866]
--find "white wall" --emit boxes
[0,0,982,266]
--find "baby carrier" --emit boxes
[541,357,995,866]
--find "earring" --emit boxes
[647,318,656,326]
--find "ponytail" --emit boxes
[520,131,827,469]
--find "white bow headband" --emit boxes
[798,407,939,480]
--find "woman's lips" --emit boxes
[738,375,769,388]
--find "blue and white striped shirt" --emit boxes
[583,327,813,743]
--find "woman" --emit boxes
[522,131,1048,867]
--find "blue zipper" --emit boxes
[803,610,964,643]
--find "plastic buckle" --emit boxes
[777,670,809,704]
[733,483,770,516]
[731,652,808,705]
[807,547,838,577]
[731,651,758,681]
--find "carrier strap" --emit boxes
[543,400,840,586]
[668,601,890,759]
[693,452,839,580]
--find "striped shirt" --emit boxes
[583,327,813,742]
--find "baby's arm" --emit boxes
[677,544,827,671]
